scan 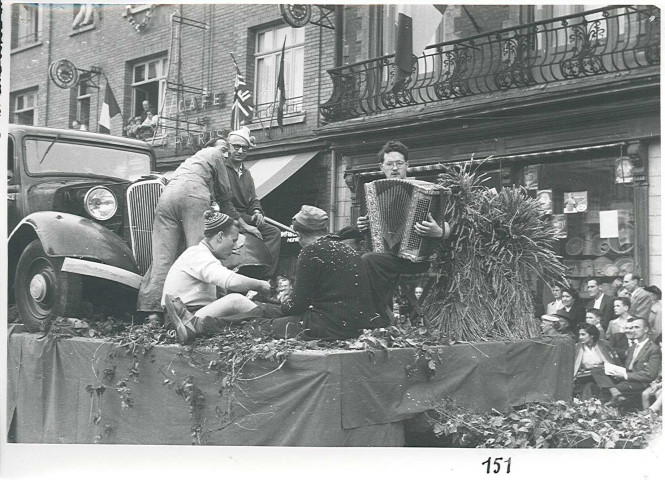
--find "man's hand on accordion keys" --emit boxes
[356,214,370,232]
[414,213,450,239]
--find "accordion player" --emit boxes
[364,178,446,262]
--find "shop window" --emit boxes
[12,89,38,125]
[131,56,168,118]
[253,24,304,122]
[72,4,95,30]
[523,157,636,300]
[11,3,42,50]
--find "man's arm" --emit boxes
[281,245,320,316]
[195,252,270,295]
[631,291,652,320]
[625,346,662,384]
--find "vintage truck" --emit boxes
[7,124,165,332]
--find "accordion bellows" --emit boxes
[365,178,443,262]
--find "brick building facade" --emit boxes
[7,4,661,291]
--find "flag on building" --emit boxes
[98,80,120,134]
[392,5,447,92]
[230,54,254,130]
[276,37,287,129]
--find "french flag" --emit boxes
[99,80,121,134]
[392,5,447,92]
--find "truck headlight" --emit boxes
[84,187,117,221]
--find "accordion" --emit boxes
[364,178,444,262]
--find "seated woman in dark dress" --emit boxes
[573,323,620,400]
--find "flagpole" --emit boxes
[229,52,240,131]
[267,36,287,132]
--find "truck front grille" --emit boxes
[126,178,164,275]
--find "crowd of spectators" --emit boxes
[539,274,662,415]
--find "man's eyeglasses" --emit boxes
[231,143,250,152]
[383,161,406,168]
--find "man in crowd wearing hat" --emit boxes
[164,206,377,343]
[333,226,365,252]
[223,126,281,279]
[590,317,661,406]
[623,274,653,321]
[356,140,450,325]
[162,211,272,329]
[137,137,247,322]
[540,312,575,340]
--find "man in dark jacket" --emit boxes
[586,278,615,332]
[591,317,662,405]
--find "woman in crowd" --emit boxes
[557,286,586,331]
[606,297,632,363]
[546,283,565,314]
[644,285,662,338]
[573,323,620,400]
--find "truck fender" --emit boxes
[8,212,140,294]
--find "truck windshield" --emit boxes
[24,139,152,181]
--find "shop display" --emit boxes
[523,164,540,190]
[536,189,552,214]
[563,191,588,213]
[552,214,567,239]
[615,157,633,184]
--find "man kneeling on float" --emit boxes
[163,206,376,343]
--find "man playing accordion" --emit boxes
[357,141,450,325]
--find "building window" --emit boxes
[76,82,92,129]
[131,56,168,118]
[72,4,95,30]
[11,4,42,50]
[12,89,38,125]
[254,25,304,121]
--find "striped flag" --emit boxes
[392,5,447,92]
[276,37,287,129]
[98,80,120,134]
[230,54,254,130]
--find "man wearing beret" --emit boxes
[357,140,450,325]
[162,211,272,329]
[223,127,281,279]
[165,206,378,343]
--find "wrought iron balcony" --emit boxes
[320,5,660,123]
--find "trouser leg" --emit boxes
[258,222,281,277]
[180,193,209,248]
[137,199,182,313]
[361,252,428,324]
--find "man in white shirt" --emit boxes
[590,317,662,406]
[586,278,614,332]
[162,210,271,341]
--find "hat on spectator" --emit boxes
[228,126,256,147]
[335,226,363,241]
[204,210,233,236]
[292,206,329,232]
[541,312,570,323]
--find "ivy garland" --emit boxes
[125,5,156,33]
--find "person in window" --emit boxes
[72,4,94,29]
[71,119,81,130]
[140,100,153,123]
[222,126,281,279]
[607,297,633,364]
[357,141,450,326]
[573,323,620,400]
[556,286,586,332]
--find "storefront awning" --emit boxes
[244,151,319,199]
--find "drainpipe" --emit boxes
[334,5,344,67]
[44,5,53,126]
[329,148,337,232]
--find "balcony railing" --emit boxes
[320,5,660,123]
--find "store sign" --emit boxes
[281,230,299,243]
[162,91,227,118]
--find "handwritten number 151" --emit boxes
[482,457,511,474]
